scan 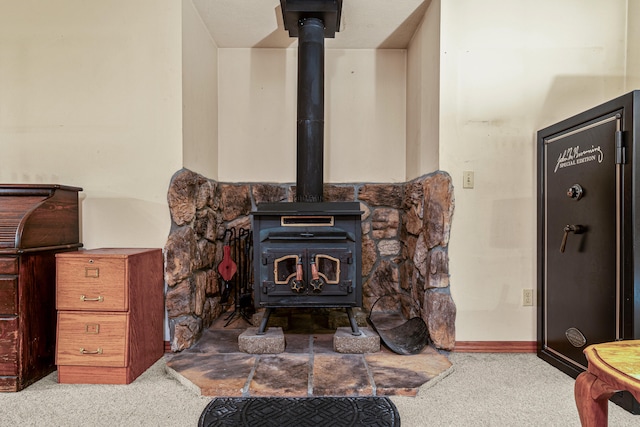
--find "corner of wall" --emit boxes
[182,0,219,180]
[405,0,441,181]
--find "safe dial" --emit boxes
[566,184,584,200]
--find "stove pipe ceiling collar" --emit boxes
[280,0,343,38]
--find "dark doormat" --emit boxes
[198,396,401,427]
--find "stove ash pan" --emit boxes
[252,202,362,311]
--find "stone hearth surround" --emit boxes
[164,168,456,352]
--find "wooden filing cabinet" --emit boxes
[55,248,164,384]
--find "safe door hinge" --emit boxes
[615,130,625,164]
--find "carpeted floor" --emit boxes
[0,353,638,426]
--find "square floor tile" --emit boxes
[249,354,310,397]
[312,354,373,396]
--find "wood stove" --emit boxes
[252,202,362,334]
[251,0,363,335]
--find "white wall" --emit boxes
[217,48,296,183]
[182,0,219,180]
[406,0,440,179]
[0,0,183,249]
[627,0,640,91]
[217,48,407,183]
[3,0,638,344]
[439,0,629,341]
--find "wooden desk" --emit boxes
[575,340,640,426]
[0,184,82,391]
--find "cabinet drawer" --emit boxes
[57,257,127,311]
[0,278,17,315]
[56,312,127,367]
[0,257,18,275]
[0,317,18,375]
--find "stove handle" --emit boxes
[560,224,586,253]
[310,256,324,292]
[290,259,305,293]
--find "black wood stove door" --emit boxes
[258,246,355,305]
[543,112,621,370]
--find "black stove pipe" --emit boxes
[296,17,325,203]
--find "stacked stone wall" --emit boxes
[164,168,456,351]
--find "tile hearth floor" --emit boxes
[165,309,452,397]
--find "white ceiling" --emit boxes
[192,0,430,49]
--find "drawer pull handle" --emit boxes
[85,267,99,278]
[79,348,103,355]
[80,295,104,302]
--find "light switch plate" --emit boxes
[463,171,474,189]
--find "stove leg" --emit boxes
[257,308,273,335]
[346,307,361,336]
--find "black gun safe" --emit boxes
[537,90,640,413]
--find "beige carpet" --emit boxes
[0,353,637,426]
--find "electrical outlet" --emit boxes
[523,289,534,306]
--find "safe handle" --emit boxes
[560,224,586,253]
